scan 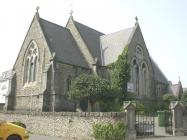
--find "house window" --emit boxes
[24,41,39,84]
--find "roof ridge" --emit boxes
[101,26,134,37]
[74,20,105,35]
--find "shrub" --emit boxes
[93,122,126,140]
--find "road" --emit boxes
[138,136,187,140]
[29,134,63,140]
[30,134,187,140]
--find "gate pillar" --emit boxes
[170,101,184,136]
[124,101,136,140]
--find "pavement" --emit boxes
[30,134,187,140]
[137,136,187,140]
[29,134,63,140]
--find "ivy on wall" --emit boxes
[110,47,130,101]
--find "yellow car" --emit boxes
[0,121,29,140]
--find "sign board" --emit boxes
[127,82,134,93]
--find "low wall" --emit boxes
[183,111,187,135]
[0,111,126,140]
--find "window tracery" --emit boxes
[24,41,38,84]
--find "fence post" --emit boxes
[124,101,136,140]
[170,101,184,136]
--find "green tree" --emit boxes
[110,47,130,101]
[68,74,110,111]
[162,93,178,109]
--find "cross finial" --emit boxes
[70,10,73,17]
[135,16,138,23]
[69,1,74,17]
[36,6,40,13]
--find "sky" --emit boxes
[0,0,186,87]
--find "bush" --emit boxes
[93,122,126,140]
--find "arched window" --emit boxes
[24,41,39,84]
[131,59,139,95]
[142,63,149,96]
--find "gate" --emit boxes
[165,111,173,134]
[136,111,155,136]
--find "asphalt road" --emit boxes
[29,134,64,140]
[30,134,187,140]
[138,136,187,140]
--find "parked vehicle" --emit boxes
[0,120,29,140]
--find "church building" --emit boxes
[6,10,169,112]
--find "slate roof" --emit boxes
[39,18,89,68]
[38,16,168,85]
[74,21,104,65]
[170,84,180,96]
[150,58,169,84]
[100,27,134,65]
[169,81,183,97]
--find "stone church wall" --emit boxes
[127,25,155,100]
[0,111,126,140]
[12,15,52,111]
[54,62,91,111]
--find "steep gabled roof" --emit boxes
[39,18,89,68]
[73,21,104,65]
[150,58,168,84]
[100,27,135,65]
[169,81,183,97]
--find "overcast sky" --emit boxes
[0,0,186,87]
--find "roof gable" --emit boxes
[39,18,89,68]
[73,21,104,65]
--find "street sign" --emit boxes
[127,82,134,93]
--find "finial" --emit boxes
[179,76,181,82]
[135,16,138,25]
[36,6,40,13]
[69,10,73,17]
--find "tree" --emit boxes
[110,47,130,101]
[68,74,110,111]
[162,93,178,103]
[162,93,178,109]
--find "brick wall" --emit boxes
[0,111,126,140]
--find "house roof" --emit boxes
[169,81,183,97]
[170,84,180,96]
[73,21,104,65]
[39,18,89,68]
[100,27,134,65]
[0,70,14,82]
